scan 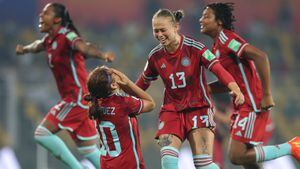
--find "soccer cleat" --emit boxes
[288,136,300,162]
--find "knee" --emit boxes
[34,125,52,141]
[158,134,173,147]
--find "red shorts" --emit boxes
[156,107,216,141]
[44,100,98,141]
[230,109,270,145]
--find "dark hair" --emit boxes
[85,67,113,119]
[153,9,185,24]
[206,2,236,30]
[50,3,80,35]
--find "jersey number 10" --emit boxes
[99,121,122,157]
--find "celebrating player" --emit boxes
[199,2,300,169]
[85,66,155,169]
[136,9,244,169]
[16,3,114,169]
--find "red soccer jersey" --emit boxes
[95,93,145,169]
[211,29,263,112]
[142,35,218,112]
[42,26,88,108]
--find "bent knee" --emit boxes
[34,125,52,140]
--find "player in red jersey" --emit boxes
[85,66,155,169]
[199,2,300,169]
[15,3,115,169]
[136,9,244,169]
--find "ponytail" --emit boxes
[51,3,80,35]
[84,94,104,120]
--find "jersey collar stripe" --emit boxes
[220,31,228,40]
[218,36,226,44]
[184,37,205,48]
[183,41,204,51]
[128,117,140,169]
[183,39,204,49]
[148,45,163,57]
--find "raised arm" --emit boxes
[242,45,274,110]
[74,40,115,62]
[16,40,45,55]
[111,68,155,113]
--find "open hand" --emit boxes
[110,68,130,86]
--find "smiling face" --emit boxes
[152,16,178,47]
[199,7,220,37]
[38,3,60,33]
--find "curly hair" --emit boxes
[207,2,236,30]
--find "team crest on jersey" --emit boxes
[52,41,57,50]
[181,57,190,67]
[158,121,165,130]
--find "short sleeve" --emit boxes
[125,96,143,115]
[65,31,81,49]
[142,51,159,81]
[200,48,219,70]
[221,30,248,58]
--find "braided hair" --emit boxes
[85,67,113,119]
[50,3,80,35]
[207,2,236,30]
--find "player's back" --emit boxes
[95,93,145,169]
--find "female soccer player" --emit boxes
[85,66,155,169]
[15,3,114,169]
[199,2,300,169]
[136,9,244,169]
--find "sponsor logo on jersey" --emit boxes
[161,63,166,69]
[52,41,57,50]
[181,57,190,67]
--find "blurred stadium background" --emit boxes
[0,0,299,168]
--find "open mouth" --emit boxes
[39,19,44,28]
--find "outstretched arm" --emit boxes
[16,40,45,55]
[74,40,115,62]
[242,45,274,110]
[110,68,155,113]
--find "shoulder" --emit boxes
[148,44,163,59]
[58,27,79,41]
[219,29,246,44]
[182,35,206,51]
